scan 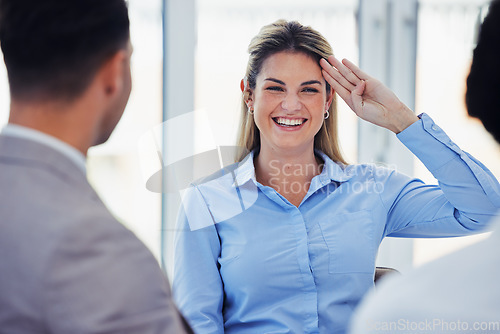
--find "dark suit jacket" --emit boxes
[0,134,192,333]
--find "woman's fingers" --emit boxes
[342,58,370,81]
[320,56,372,114]
[320,58,355,93]
[326,55,361,86]
[351,80,366,116]
[322,69,354,110]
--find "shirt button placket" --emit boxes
[290,208,319,333]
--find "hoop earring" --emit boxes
[248,106,254,115]
[324,109,330,120]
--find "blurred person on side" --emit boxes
[0,0,192,333]
[349,1,500,333]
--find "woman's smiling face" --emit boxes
[248,51,333,155]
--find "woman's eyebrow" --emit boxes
[301,80,322,86]
[264,78,322,86]
[265,78,285,85]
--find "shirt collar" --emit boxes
[1,124,87,175]
[315,151,355,183]
[233,151,256,187]
[232,150,354,187]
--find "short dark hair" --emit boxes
[0,0,130,101]
[466,0,500,143]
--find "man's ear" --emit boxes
[98,49,129,97]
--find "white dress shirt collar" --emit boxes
[1,124,87,175]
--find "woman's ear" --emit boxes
[325,85,334,109]
[241,78,254,108]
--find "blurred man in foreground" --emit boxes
[0,0,191,332]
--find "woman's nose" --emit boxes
[281,93,301,111]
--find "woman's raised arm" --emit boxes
[320,56,419,133]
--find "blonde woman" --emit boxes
[173,20,500,334]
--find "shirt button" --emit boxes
[431,125,439,131]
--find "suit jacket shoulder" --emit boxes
[0,135,191,334]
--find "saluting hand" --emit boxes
[320,56,419,134]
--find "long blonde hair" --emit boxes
[236,20,347,164]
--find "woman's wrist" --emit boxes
[391,105,419,134]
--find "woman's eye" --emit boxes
[266,86,284,92]
[302,87,319,93]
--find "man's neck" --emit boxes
[8,99,97,156]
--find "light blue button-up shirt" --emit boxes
[173,114,500,334]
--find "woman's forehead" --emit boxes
[257,51,323,83]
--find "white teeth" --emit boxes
[275,117,305,126]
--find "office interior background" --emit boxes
[0,0,497,281]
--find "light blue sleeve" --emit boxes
[379,113,500,237]
[172,186,224,334]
